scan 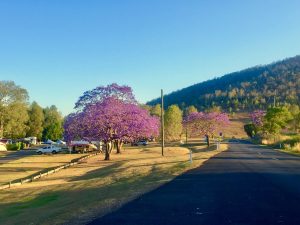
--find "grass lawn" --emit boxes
[279,149,300,156]
[0,152,9,158]
[0,141,227,225]
[0,154,88,185]
[225,113,249,138]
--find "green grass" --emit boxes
[3,194,59,217]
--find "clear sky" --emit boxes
[1,0,300,115]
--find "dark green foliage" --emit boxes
[6,142,22,151]
[244,124,256,138]
[27,101,44,140]
[147,56,300,112]
[42,105,63,141]
[42,122,63,141]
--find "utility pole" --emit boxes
[186,127,188,145]
[161,89,164,156]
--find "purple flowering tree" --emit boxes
[183,112,230,146]
[64,84,159,160]
[250,110,266,128]
[75,83,137,110]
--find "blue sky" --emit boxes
[1,0,300,115]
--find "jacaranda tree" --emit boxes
[183,112,230,146]
[64,84,159,160]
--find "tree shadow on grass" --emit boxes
[0,163,186,225]
[70,159,190,182]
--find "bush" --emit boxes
[281,137,300,151]
[244,124,256,138]
[6,142,22,151]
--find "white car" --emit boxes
[132,140,148,146]
[36,146,62,154]
[44,139,56,145]
[56,140,66,145]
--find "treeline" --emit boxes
[246,105,300,138]
[142,104,223,141]
[147,55,300,112]
[0,81,64,140]
[245,104,300,148]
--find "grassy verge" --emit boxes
[0,152,10,158]
[248,136,300,157]
[0,142,227,225]
[278,149,300,157]
[0,154,88,185]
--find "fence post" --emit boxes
[189,149,193,163]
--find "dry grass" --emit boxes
[0,154,88,185]
[0,142,227,225]
[0,151,11,158]
[222,113,249,138]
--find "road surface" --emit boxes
[89,141,300,225]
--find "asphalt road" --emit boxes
[88,141,300,225]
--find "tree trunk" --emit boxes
[0,118,3,139]
[205,135,210,147]
[104,142,112,160]
[116,140,123,154]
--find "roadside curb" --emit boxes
[0,152,101,190]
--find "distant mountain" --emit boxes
[147,56,300,112]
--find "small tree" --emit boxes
[184,112,230,146]
[150,104,161,117]
[184,105,198,116]
[27,101,44,140]
[165,105,183,141]
[43,105,63,141]
[263,107,292,136]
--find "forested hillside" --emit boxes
[147,56,300,112]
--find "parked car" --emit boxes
[43,139,56,145]
[36,145,62,154]
[56,140,66,145]
[0,139,12,144]
[132,140,148,146]
[70,143,98,153]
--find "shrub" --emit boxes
[20,142,25,150]
[244,124,256,138]
[281,137,300,151]
[6,142,22,151]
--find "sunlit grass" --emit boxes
[0,154,88,185]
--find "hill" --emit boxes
[147,56,300,112]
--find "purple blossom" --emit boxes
[64,96,159,143]
[74,83,137,110]
[250,110,266,127]
[183,112,230,137]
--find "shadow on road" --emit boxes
[88,141,300,225]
